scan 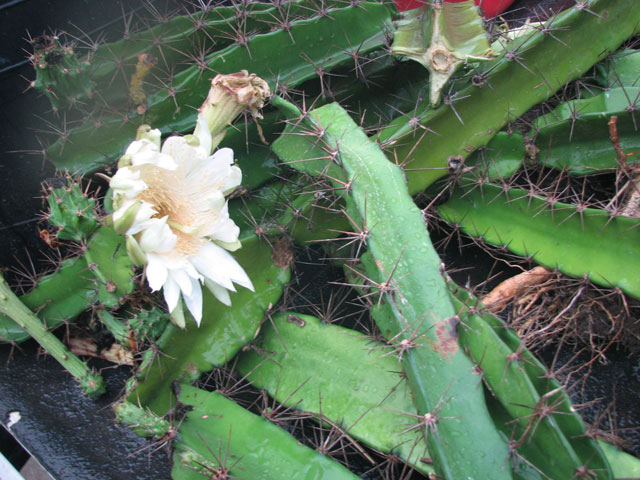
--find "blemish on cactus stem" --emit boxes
[430,47,456,73]
[286,315,306,327]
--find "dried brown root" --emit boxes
[480,265,553,313]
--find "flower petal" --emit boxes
[125,137,159,156]
[187,148,241,195]
[171,267,194,297]
[110,167,147,200]
[113,200,157,235]
[163,275,181,314]
[194,114,212,156]
[145,253,168,291]
[182,276,203,325]
[190,241,253,291]
[162,136,206,171]
[207,215,240,244]
[204,279,232,306]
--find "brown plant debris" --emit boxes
[68,337,134,365]
[481,265,553,313]
[271,235,294,270]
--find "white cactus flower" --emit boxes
[110,118,253,326]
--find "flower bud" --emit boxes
[195,70,271,152]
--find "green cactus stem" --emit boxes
[438,183,640,300]
[96,310,130,345]
[0,226,134,343]
[29,34,95,110]
[227,177,351,245]
[531,87,640,174]
[126,309,170,342]
[69,0,358,110]
[173,385,360,480]
[273,101,512,479]
[448,280,612,478]
[452,131,526,185]
[45,2,393,175]
[595,48,640,88]
[1,256,96,343]
[236,311,434,476]
[380,0,640,194]
[97,308,170,348]
[0,273,105,397]
[598,440,640,479]
[127,233,290,415]
[113,402,171,438]
[82,225,135,307]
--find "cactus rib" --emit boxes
[438,183,640,300]
[172,385,360,480]
[236,311,434,476]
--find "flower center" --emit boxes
[136,164,202,255]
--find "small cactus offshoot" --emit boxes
[45,176,99,243]
[29,34,95,110]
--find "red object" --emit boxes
[393,0,515,18]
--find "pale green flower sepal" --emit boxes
[214,239,242,252]
[126,235,148,266]
[170,298,187,329]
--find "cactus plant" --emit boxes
[29,34,96,110]
[44,2,393,174]
[127,234,291,414]
[0,273,105,396]
[273,101,513,479]
[380,0,640,194]
[173,385,361,480]
[530,87,640,174]
[8,0,640,477]
[236,311,434,476]
[0,225,134,343]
